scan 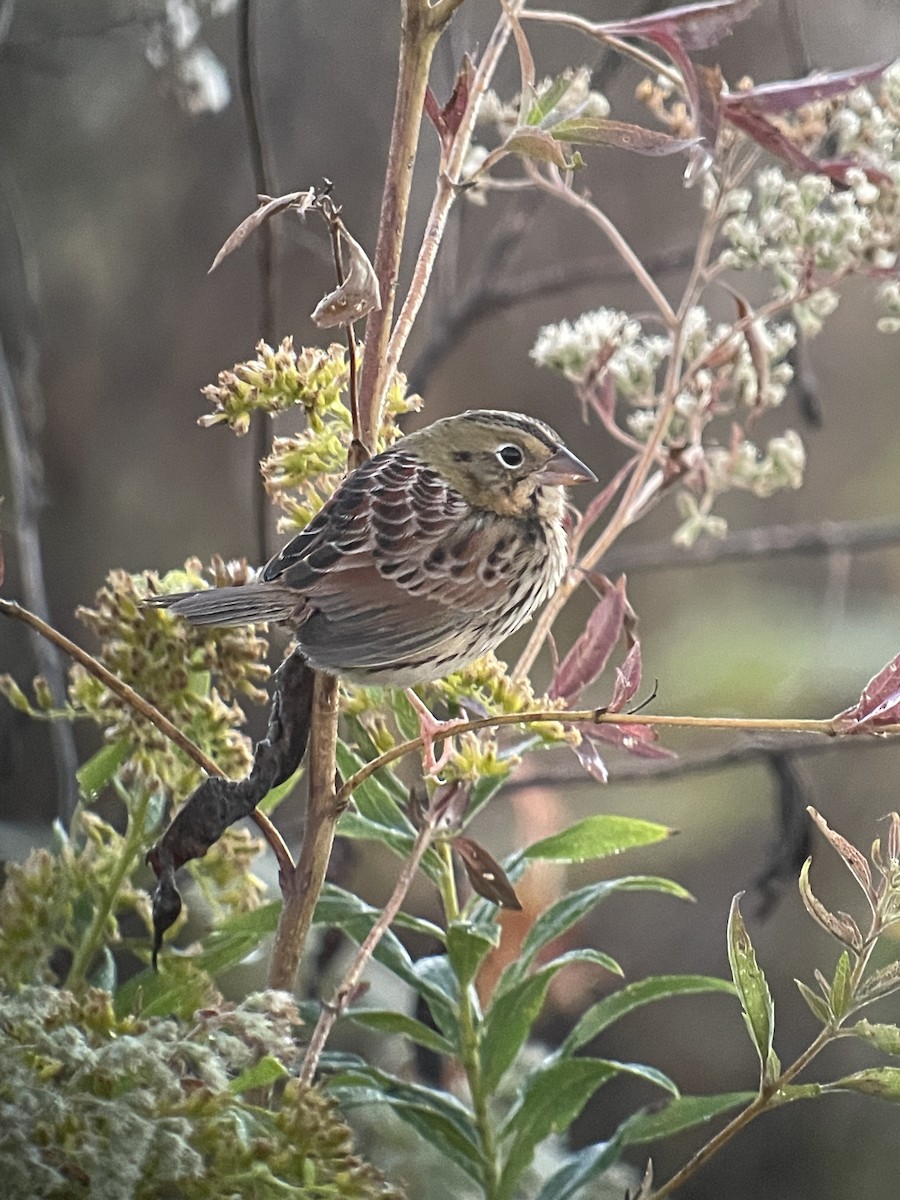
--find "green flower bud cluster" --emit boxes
[70,561,269,795]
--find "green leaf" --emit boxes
[830,950,853,1019]
[76,738,131,799]
[563,974,736,1055]
[825,1067,900,1102]
[447,921,500,990]
[525,72,579,126]
[335,740,416,832]
[482,951,619,1094]
[850,1020,900,1057]
[228,1055,289,1093]
[114,958,219,1019]
[464,770,512,826]
[525,815,673,863]
[257,765,303,815]
[412,953,461,1039]
[498,1059,618,1200]
[346,1009,455,1057]
[620,1092,756,1145]
[550,116,698,157]
[795,978,831,1025]
[327,1067,483,1182]
[511,877,691,988]
[336,809,416,856]
[193,901,281,974]
[533,1136,624,1200]
[727,893,778,1086]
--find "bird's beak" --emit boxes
[537,446,597,486]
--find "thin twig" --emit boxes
[0,598,294,877]
[298,800,443,1084]
[237,0,277,564]
[335,709,900,809]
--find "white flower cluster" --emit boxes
[718,62,900,331]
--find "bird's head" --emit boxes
[410,409,596,517]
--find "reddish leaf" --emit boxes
[601,0,761,51]
[608,638,643,713]
[550,116,699,157]
[425,55,474,152]
[549,578,628,702]
[584,721,674,760]
[725,62,890,116]
[695,63,724,149]
[833,653,900,732]
[723,103,827,175]
[453,836,522,910]
[571,732,609,783]
[209,189,317,273]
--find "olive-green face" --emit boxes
[410,410,565,514]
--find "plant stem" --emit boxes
[436,842,501,1198]
[386,3,518,375]
[356,1,442,449]
[336,708,899,809]
[298,801,442,1084]
[268,672,340,991]
[66,786,152,991]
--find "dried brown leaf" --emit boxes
[807,807,877,911]
[311,226,381,329]
[453,835,522,910]
[209,189,316,274]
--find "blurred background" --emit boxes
[2,1,899,1197]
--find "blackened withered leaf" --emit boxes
[147,651,314,966]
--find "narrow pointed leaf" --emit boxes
[830,951,853,1020]
[600,0,761,51]
[807,808,876,910]
[228,1055,288,1094]
[346,1009,456,1057]
[513,878,691,988]
[328,1067,483,1180]
[447,920,500,990]
[534,1136,624,1200]
[550,579,627,701]
[795,978,831,1025]
[858,961,900,1004]
[727,894,777,1084]
[209,189,316,272]
[498,1059,619,1200]
[825,1068,900,1102]
[725,62,890,115]
[482,951,619,1094]
[525,814,673,863]
[551,117,698,157]
[619,1091,755,1145]
[563,974,735,1055]
[76,738,131,799]
[849,1021,900,1058]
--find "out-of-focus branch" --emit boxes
[410,234,697,391]
[601,515,900,575]
[237,0,277,564]
[0,329,79,820]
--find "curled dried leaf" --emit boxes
[798,857,864,951]
[209,189,317,273]
[807,807,877,912]
[311,227,381,329]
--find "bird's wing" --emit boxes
[262,450,538,669]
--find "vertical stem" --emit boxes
[66,787,151,991]
[436,844,501,1198]
[356,4,441,449]
[268,672,341,991]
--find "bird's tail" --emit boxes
[143,584,301,627]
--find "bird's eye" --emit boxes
[496,444,524,468]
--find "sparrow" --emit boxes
[146,410,595,687]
